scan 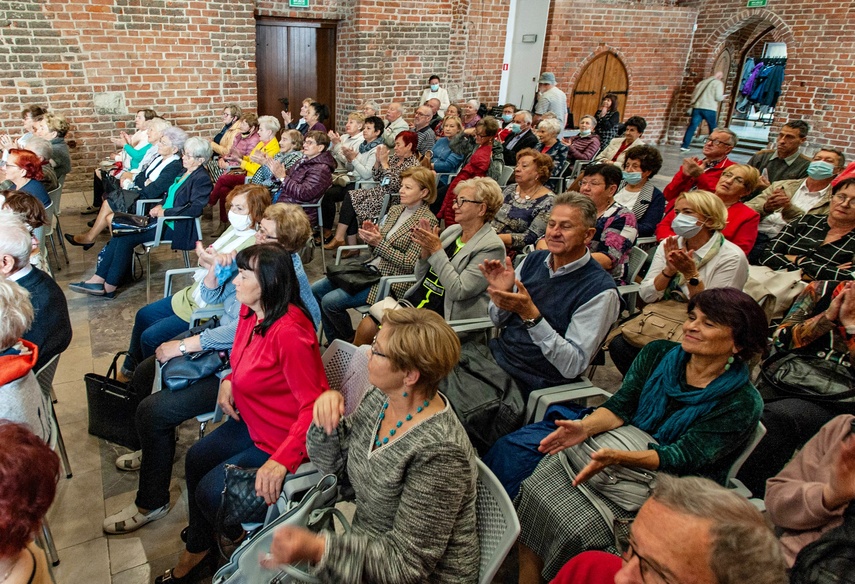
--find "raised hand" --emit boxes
[822,433,855,510]
[489,279,540,319]
[312,390,345,435]
[682,157,703,178]
[479,256,516,292]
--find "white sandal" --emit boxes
[115,450,142,471]
[103,502,169,534]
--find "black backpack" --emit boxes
[790,503,855,584]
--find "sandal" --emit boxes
[115,450,142,471]
[103,502,168,534]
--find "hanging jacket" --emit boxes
[741,62,765,96]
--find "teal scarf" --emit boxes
[162,172,191,229]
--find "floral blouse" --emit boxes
[590,201,638,284]
[492,184,555,254]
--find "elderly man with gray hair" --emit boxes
[0,210,71,373]
[662,126,737,206]
[412,104,436,155]
[549,474,788,584]
[382,102,409,147]
[534,72,568,128]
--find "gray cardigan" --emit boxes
[307,387,480,583]
[405,222,505,321]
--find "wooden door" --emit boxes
[570,52,628,128]
[256,18,337,132]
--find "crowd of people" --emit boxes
[0,70,852,584]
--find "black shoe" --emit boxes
[87,219,96,228]
[64,233,94,251]
[154,554,213,584]
[80,206,99,215]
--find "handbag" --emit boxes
[111,212,156,236]
[368,297,413,322]
[219,464,269,529]
[159,317,229,391]
[620,300,688,348]
[743,265,806,321]
[85,351,141,450]
[326,261,382,295]
[760,349,855,403]
[213,474,346,584]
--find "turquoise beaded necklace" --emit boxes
[375,392,431,448]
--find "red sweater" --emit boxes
[662,157,735,203]
[440,141,493,224]
[550,551,622,584]
[226,304,329,473]
[655,201,759,255]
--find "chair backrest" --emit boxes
[475,458,520,584]
[322,340,371,415]
[498,165,514,187]
[34,355,60,400]
[376,191,392,224]
[626,246,648,284]
[48,186,62,215]
[726,421,766,485]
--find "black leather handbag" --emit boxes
[111,212,156,236]
[326,261,382,295]
[85,351,141,450]
[218,464,268,527]
[160,349,230,391]
[760,349,855,403]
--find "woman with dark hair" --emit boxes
[267,130,336,225]
[3,149,50,210]
[305,102,329,133]
[506,287,768,582]
[615,144,666,237]
[593,92,620,148]
[0,422,60,584]
[157,243,328,583]
[324,130,421,251]
[0,105,46,150]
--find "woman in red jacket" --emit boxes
[157,243,328,584]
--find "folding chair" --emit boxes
[475,459,521,584]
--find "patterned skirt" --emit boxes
[351,186,398,225]
[515,453,634,581]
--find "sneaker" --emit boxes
[679,147,690,152]
[115,449,142,471]
[103,502,169,534]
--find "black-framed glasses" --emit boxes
[618,538,675,584]
[452,197,481,207]
[704,138,732,147]
[370,336,388,359]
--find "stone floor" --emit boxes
[44,141,728,583]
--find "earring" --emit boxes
[724,356,735,371]
[402,391,408,398]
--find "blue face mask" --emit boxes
[671,213,704,239]
[502,114,513,123]
[807,160,835,180]
[510,123,522,134]
[622,171,643,185]
[430,84,439,92]
[578,129,591,137]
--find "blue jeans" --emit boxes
[95,226,173,287]
[681,108,719,149]
[311,277,371,343]
[184,418,270,553]
[124,295,190,374]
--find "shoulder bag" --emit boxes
[326,261,381,295]
[159,317,230,392]
[85,351,141,450]
[759,348,855,403]
[111,212,156,236]
[620,300,688,348]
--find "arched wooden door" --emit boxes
[570,52,628,128]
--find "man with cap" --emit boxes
[534,72,568,129]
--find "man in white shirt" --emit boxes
[533,72,567,128]
[382,102,409,147]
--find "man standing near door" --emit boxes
[680,71,725,151]
[533,72,568,129]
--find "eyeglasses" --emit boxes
[414,113,430,118]
[304,139,317,146]
[618,538,675,584]
[452,197,482,207]
[720,171,746,185]
[704,138,733,147]
[256,226,277,242]
[578,180,604,188]
[370,336,388,359]
[475,132,488,138]
[832,193,855,207]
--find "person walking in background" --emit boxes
[681,72,725,151]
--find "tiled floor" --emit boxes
[45,142,719,583]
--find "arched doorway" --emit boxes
[570,52,628,129]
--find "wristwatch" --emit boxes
[688,274,701,286]
[178,340,187,356]
[523,315,543,329]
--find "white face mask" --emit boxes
[228,211,253,232]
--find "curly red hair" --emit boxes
[0,422,59,556]
[7,149,44,182]
[394,130,418,155]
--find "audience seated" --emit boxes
[758,178,855,281]
[657,163,760,255]
[513,289,767,582]
[0,422,61,583]
[269,130,335,227]
[551,475,787,584]
[247,128,304,192]
[313,166,438,343]
[66,126,184,248]
[5,136,58,194]
[0,278,52,442]
[595,115,646,167]
[68,137,213,299]
[0,104,46,150]
[287,309,479,582]
[0,190,51,273]
[325,131,420,251]
[382,102,409,147]
[614,144,665,237]
[113,109,156,174]
[34,112,71,185]
[158,244,327,583]
[534,118,570,179]
[283,97,314,135]
[437,116,501,223]
[434,103,461,137]
[412,105,437,155]
[420,74,451,116]
[353,177,505,345]
[746,147,845,263]
[561,115,601,166]
[2,149,51,210]
[502,109,539,166]
[429,115,466,184]
[118,184,269,378]
[609,190,749,375]
[358,99,380,118]
[208,103,242,156]
[103,205,318,535]
[327,112,365,172]
[738,280,855,497]
[492,148,555,257]
[765,414,855,567]
[747,120,811,196]
[216,113,261,171]
[425,98,443,132]
[461,99,482,129]
[662,126,737,209]
[497,102,518,141]
[303,101,329,133]
[593,92,621,149]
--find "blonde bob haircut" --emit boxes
[0,278,34,351]
[400,166,437,205]
[440,115,463,134]
[723,164,761,196]
[379,308,461,396]
[225,184,271,225]
[262,203,312,252]
[347,112,366,126]
[453,177,503,222]
[678,189,727,231]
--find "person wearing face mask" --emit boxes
[614,144,665,237]
[420,75,451,117]
[746,148,845,263]
[560,114,601,167]
[496,103,518,141]
[609,189,749,375]
[501,110,539,166]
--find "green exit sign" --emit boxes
[747,0,767,6]
[289,0,309,6]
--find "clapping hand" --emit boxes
[282,110,293,125]
[489,279,540,319]
[375,145,390,166]
[0,134,13,150]
[681,157,703,178]
[358,220,382,246]
[342,145,357,162]
[822,432,855,510]
[328,130,341,145]
[411,218,441,258]
[479,257,516,292]
[195,241,217,268]
[269,159,287,179]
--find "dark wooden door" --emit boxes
[256,18,337,132]
[570,52,628,128]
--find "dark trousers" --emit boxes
[321,184,352,230]
[681,108,719,149]
[95,226,171,287]
[184,418,269,553]
[736,397,855,497]
[338,193,359,236]
[124,295,189,374]
[608,334,641,378]
[129,356,221,511]
[748,232,772,265]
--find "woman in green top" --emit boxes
[510,287,769,582]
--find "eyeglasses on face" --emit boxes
[832,193,855,207]
[578,180,604,188]
[452,197,481,207]
[704,138,732,147]
[256,226,278,242]
[370,336,388,359]
[618,538,675,584]
[304,139,317,146]
[720,171,746,185]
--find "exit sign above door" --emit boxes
[747,0,767,6]
[289,0,309,6]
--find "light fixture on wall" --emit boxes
[522,34,537,43]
